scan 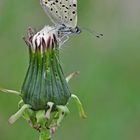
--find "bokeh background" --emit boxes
[0,0,140,140]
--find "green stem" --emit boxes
[39,129,52,140]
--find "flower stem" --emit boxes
[39,129,52,140]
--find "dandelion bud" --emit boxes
[22,26,71,110]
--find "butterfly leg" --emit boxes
[59,35,69,46]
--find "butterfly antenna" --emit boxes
[82,27,103,38]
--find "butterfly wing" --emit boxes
[61,0,77,28]
[40,0,63,25]
[40,0,78,28]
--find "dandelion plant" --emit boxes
[0,26,86,140]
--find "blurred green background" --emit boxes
[0,0,140,140]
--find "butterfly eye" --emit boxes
[76,27,81,34]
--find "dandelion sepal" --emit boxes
[66,71,80,83]
[0,87,21,96]
[9,104,31,124]
[71,94,87,119]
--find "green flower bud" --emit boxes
[22,26,71,110]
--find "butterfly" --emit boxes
[40,0,81,38]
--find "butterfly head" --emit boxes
[68,26,81,34]
[75,26,81,34]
